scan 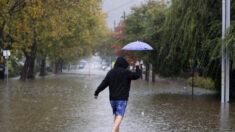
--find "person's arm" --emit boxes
[128,61,141,80]
[94,72,110,98]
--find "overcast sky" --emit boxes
[102,0,148,29]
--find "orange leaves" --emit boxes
[19,25,26,31]
[113,22,126,40]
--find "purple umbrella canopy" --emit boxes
[122,41,154,51]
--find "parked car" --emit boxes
[104,66,111,71]
[102,65,107,70]
[0,64,5,80]
[78,62,86,69]
[101,64,111,71]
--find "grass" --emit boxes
[187,76,215,90]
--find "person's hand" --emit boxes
[94,96,98,99]
[135,61,140,66]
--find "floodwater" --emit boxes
[0,62,234,131]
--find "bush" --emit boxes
[187,76,215,90]
[8,60,23,77]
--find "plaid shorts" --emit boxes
[110,100,128,117]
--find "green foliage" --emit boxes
[158,0,224,77]
[120,0,166,66]
[2,0,233,83]
[187,77,215,90]
[225,22,235,70]
[44,0,108,65]
[1,0,108,76]
[95,32,116,60]
[8,60,22,77]
[114,0,235,91]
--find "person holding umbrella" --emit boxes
[94,56,141,132]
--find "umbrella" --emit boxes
[122,41,153,51]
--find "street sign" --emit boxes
[3,50,11,59]
[3,50,10,56]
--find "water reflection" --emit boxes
[0,72,234,132]
[0,85,10,131]
[220,103,230,131]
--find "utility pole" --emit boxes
[3,50,10,86]
[123,11,126,20]
[113,20,116,31]
[221,0,230,103]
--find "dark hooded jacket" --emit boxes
[94,57,141,101]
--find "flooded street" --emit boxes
[0,66,235,132]
[1,0,234,131]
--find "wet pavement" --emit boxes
[0,65,235,132]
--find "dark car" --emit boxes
[0,64,5,80]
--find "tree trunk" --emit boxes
[39,59,46,76]
[60,60,63,73]
[0,21,6,46]
[20,56,30,80]
[0,21,6,80]
[140,64,143,79]
[53,62,58,74]
[152,70,155,82]
[53,59,63,74]
[145,63,150,82]
[27,56,35,79]
[20,28,37,80]
[20,56,36,80]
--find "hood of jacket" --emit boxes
[114,57,129,69]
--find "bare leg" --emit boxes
[114,115,116,122]
[112,115,123,132]
[113,115,119,132]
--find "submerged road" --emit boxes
[0,66,234,132]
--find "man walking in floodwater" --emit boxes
[94,56,141,132]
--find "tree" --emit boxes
[0,0,26,64]
[110,0,235,94]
